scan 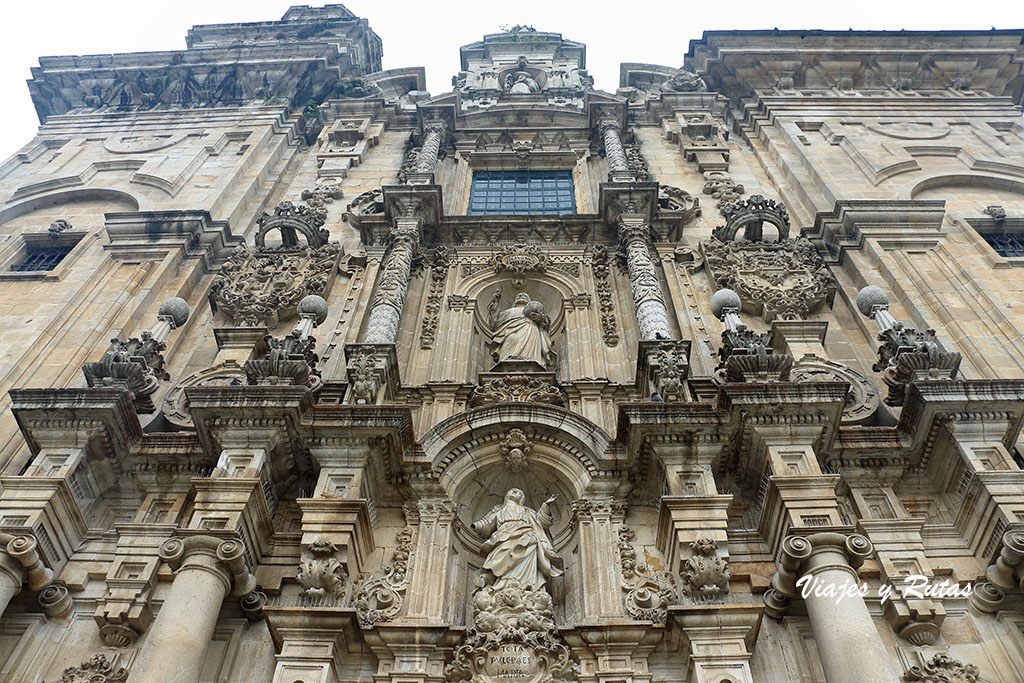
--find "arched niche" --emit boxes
[422,403,609,545]
[902,172,1024,210]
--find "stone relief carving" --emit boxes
[624,142,650,181]
[703,170,745,209]
[901,653,979,683]
[717,329,793,383]
[57,654,127,683]
[209,209,339,328]
[499,429,533,472]
[347,346,380,405]
[873,324,962,406]
[618,218,672,339]
[48,219,73,239]
[487,290,555,368]
[297,540,348,602]
[160,362,246,429]
[364,222,419,344]
[661,68,708,92]
[448,489,577,682]
[657,185,700,222]
[790,357,880,424]
[300,177,344,207]
[617,525,676,623]
[82,336,166,413]
[704,238,836,321]
[680,537,730,598]
[344,188,385,219]
[713,194,791,243]
[470,375,565,408]
[420,247,451,349]
[984,205,1007,223]
[244,330,320,389]
[396,142,421,184]
[492,243,548,286]
[652,341,689,401]
[352,525,413,627]
[591,246,620,347]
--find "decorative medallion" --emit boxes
[160,362,246,429]
[58,654,128,683]
[680,537,730,598]
[618,525,677,623]
[790,357,880,424]
[499,429,533,472]
[901,653,978,683]
[469,375,565,408]
[351,525,414,627]
[492,243,548,287]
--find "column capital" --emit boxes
[767,532,873,613]
[158,535,255,597]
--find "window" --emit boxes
[468,170,576,215]
[981,231,1024,258]
[10,243,75,272]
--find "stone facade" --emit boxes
[0,7,1023,682]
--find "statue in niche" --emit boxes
[470,488,562,588]
[505,55,541,93]
[488,289,555,368]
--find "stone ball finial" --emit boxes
[710,288,742,320]
[158,297,190,328]
[298,294,329,326]
[856,286,889,317]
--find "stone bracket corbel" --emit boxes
[344,343,400,405]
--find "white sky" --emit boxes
[1,0,1022,157]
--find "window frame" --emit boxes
[467,169,577,216]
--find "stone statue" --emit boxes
[488,289,554,367]
[470,488,563,589]
[508,71,540,93]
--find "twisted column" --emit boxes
[600,119,630,179]
[129,537,253,683]
[364,220,420,343]
[414,122,448,176]
[618,216,671,339]
[765,533,895,683]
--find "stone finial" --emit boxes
[710,288,742,320]
[157,297,190,328]
[297,294,329,326]
[856,285,889,318]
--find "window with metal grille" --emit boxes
[981,232,1024,258]
[468,170,576,215]
[10,244,74,272]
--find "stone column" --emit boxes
[128,537,253,683]
[0,535,52,619]
[765,533,896,683]
[364,220,420,344]
[600,119,632,182]
[414,122,448,177]
[618,215,671,340]
[572,498,626,619]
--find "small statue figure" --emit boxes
[488,289,554,368]
[470,488,562,589]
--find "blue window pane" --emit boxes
[468,170,576,215]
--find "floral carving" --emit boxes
[591,246,619,347]
[499,429,533,472]
[618,526,677,623]
[446,579,578,682]
[300,177,344,207]
[469,375,566,408]
[244,330,320,389]
[352,526,413,627]
[653,341,688,401]
[874,324,962,406]
[83,334,168,413]
[984,205,1007,223]
[347,346,380,405]
[209,242,340,328]
[59,654,127,683]
[493,243,548,287]
[902,653,979,682]
[396,143,421,184]
[704,237,835,321]
[420,247,451,349]
[297,540,348,602]
[703,171,745,209]
[624,142,649,181]
[681,537,730,598]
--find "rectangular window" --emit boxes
[468,170,576,215]
[9,244,74,272]
[982,232,1024,258]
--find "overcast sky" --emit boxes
[1,0,1022,157]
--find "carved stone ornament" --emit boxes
[703,170,745,209]
[469,375,566,408]
[984,205,1007,223]
[58,654,128,683]
[297,540,349,603]
[657,185,699,222]
[347,346,380,405]
[661,67,708,92]
[901,653,979,682]
[420,247,451,349]
[714,194,791,243]
[48,218,73,239]
[244,330,321,390]
[351,525,413,627]
[300,177,344,208]
[446,578,579,682]
[209,240,340,328]
[704,238,836,321]
[591,246,619,347]
[618,526,677,623]
[343,188,385,225]
[624,142,650,181]
[499,429,533,472]
[874,324,962,407]
[492,243,548,287]
[653,341,689,401]
[680,537,730,598]
[160,361,246,429]
[83,334,168,413]
[790,357,880,424]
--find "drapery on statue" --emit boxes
[488,289,554,368]
[470,488,563,589]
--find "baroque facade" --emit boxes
[0,5,1024,682]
